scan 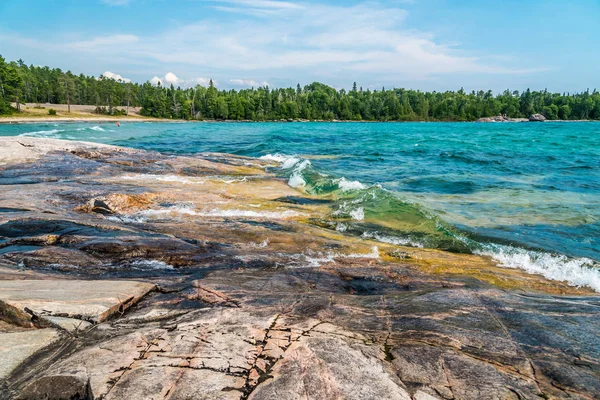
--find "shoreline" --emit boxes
[1,116,599,124]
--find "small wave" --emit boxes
[19,129,64,137]
[337,177,367,191]
[288,160,311,188]
[362,231,424,248]
[121,174,203,185]
[260,153,294,163]
[118,205,301,222]
[260,153,302,169]
[90,126,105,132]
[259,153,311,188]
[212,177,248,184]
[475,244,600,292]
[106,215,147,223]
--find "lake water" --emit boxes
[2,121,599,290]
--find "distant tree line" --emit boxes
[2,55,600,121]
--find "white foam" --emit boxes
[130,259,174,270]
[259,153,291,163]
[135,205,301,220]
[475,244,600,292]
[106,215,147,223]
[345,246,380,259]
[294,246,380,268]
[303,254,336,268]
[121,174,202,185]
[259,154,312,189]
[18,129,64,137]
[288,173,306,188]
[213,177,248,184]
[337,177,367,191]
[90,126,105,132]
[336,223,348,232]
[287,159,311,188]
[250,238,270,248]
[349,207,365,221]
[361,231,424,248]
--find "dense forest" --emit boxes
[2,55,600,121]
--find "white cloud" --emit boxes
[150,76,163,86]
[102,71,131,82]
[230,79,269,87]
[164,72,179,84]
[7,1,548,88]
[150,73,213,87]
[119,1,541,80]
[189,77,213,86]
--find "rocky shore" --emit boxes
[0,137,598,400]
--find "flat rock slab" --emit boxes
[0,280,155,323]
[0,329,60,379]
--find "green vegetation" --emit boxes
[48,108,56,116]
[1,55,600,121]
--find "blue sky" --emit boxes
[0,0,598,91]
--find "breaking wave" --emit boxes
[121,174,203,185]
[475,244,600,292]
[262,152,600,292]
[19,129,64,137]
[111,205,302,223]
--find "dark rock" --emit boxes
[89,199,112,215]
[529,113,547,122]
[18,373,94,400]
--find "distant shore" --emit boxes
[0,116,172,124]
[3,116,598,125]
[2,103,598,124]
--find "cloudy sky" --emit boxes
[0,0,598,91]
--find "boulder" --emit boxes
[529,113,547,121]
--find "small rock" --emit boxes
[529,113,546,122]
[89,199,112,215]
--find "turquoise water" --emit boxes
[2,121,599,289]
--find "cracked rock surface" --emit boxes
[0,137,598,400]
